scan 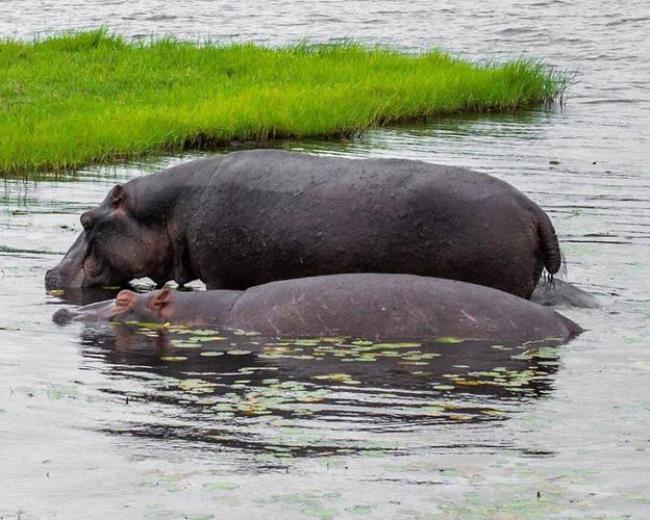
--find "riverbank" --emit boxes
[0,29,565,176]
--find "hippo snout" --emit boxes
[45,264,68,290]
[45,267,56,289]
[45,261,87,289]
[51,298,121,324]
[52,308,74,325]
[45,267,63,290]
[46,232,91,289]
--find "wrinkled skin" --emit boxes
[47,150,563,299]
[46,156,220,291]
[53,274,583,343]
[47,187,171,289]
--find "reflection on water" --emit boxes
[2,109,649,519]
[2,0,650,517]
[78,324,562,456]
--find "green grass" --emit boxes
[0,29,566,176]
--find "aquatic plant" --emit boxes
[0,29,566,175]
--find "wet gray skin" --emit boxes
[46,151,563,299]
[45,157,222,290]
[43,150,600,308]
[532,278,600,308]
[53,274,583,343]
[3,1,650,518]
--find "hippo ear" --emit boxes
[108,184,125,208]
[149,288,172,311]
[116,290,137,309]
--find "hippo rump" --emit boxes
[53,274,582,343]
[45,149,562,298]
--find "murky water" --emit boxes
[1,1,649,518]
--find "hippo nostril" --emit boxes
[45,268,58,288]
[52,308,74,325]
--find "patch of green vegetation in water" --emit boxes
[0,29,566,176]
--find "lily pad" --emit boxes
[160,355,187,362]
[200,351,224,357]
[312,373,361,385]
[434,336,464,344]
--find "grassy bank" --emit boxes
[0,30,565,175]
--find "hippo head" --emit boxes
[53,288,173,325]
[111,288,174,323]
[45,184,172,290]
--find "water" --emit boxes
[1,1,649,518]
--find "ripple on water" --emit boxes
[74,324,567,456]
[1,1,650,517]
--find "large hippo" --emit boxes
[53,274,582,342]
[45,150,562,298]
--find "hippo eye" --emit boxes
[80,211,95,230]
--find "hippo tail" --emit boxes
[538,213,562,280]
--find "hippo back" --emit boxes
[225,273,582,341]
[191,150,550,297]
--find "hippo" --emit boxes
[53,274,582,342]
[45,149,562,298]
[532,278,600,308]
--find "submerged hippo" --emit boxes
[53,274,582,342]
[46,150,562,298]
[532,278,600,308]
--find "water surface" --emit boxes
[1,1,649,518]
